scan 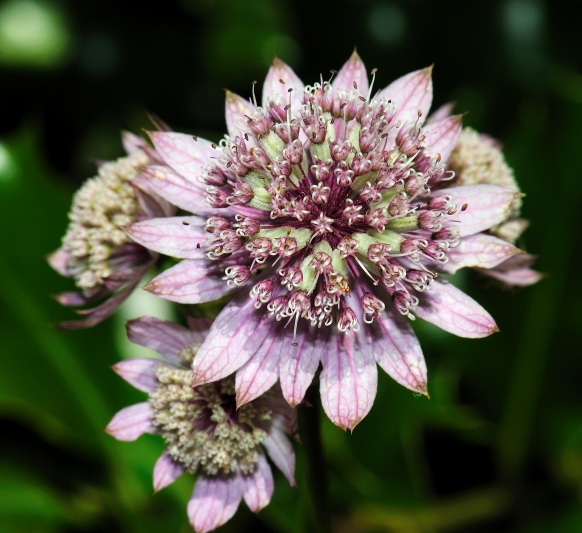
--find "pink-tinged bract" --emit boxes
[128,53,535,429]
[106,316,297,533]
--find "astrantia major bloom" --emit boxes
[128,52,524,429]
[48,132,174,328]
[106,317,296,533]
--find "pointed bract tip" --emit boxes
[142,282,155,293]
[272,56,284,67]
[235,392,251,410]
[350,48,361,60]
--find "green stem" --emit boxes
[298,385,332,533]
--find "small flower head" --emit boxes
[48,134,173,328]
[151,369,271,477]
[106,316,296,533]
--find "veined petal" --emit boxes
[416,280,498,338]
[144,259,235,304]
[235,320,284,406]
[148,131,215,183]
[225,90,256,138]
[480,265,543,287]
[105,402,153,441]
[262,57,304,111]
[444,234,522,273]
[140,166,220,217]
[261,427,296,486]
[424,114,463,163]
[112,358,163,392]
[320,330,378,431]
[130,176,175,218]
[242,453,274,513]
[188,474,243,533]
[192,297,278,386]
[153,451,184,492]
[54,289,105,307]
[47,248,72,277]
[444,184,520,237]
[369,310,427,394]
[477,253,542,287]
[426,102,455,124]
[332,50,369,96]
[125,216,206,259]
[122,130,148,154]
[127,316,195,363]
[58,267,150,329]
[378,66,433,128]
[279,325,328,408]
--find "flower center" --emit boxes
[149,371,270,476]
[201,79,460,333]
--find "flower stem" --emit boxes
[298,385,332,533]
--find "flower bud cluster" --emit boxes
[61,151,149,294]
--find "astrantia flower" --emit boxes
[48,133,174,328]
[106,316,296,533]
[127,52,523,429]
[448,127,541,286]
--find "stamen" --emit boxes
[367,68,378,102]
[251,80,258,107]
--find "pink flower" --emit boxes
[127,52,521,429]
[447,126,542,287]
[106,316,296,533]
[47,132,174,329]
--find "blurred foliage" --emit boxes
[1,0,582,532]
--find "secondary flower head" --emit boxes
[448,126,541,286]
[48,133,174,328]
[106,316,296,533]
[128,52,525,429]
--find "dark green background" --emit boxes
[1,0,581,531]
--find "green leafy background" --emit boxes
[1,0,581,531]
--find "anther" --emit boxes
[182,221,190,225]
[192,136,198,141]
[279,78,285,84]
[461,203,468,211]
[353,81,358,90]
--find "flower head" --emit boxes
[127,53,525,429]
[447,126,541,286]
[48,133,174,328]
[106,316,296,533]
